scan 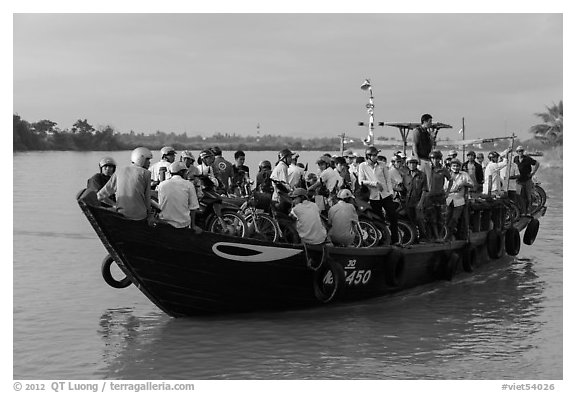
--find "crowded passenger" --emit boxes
[271,149,294,202]
[511,145,540,215]
[402,156,429,241]
[444,159,474,240]
[412,114,434,189]
[287,153,306,189]
[97,147,154,224]
[180,150,200,180]
[288,187,328,246]
[461,150,484,193]
[230,150,250,197]
[149,146,176,189]
[211,146,233,194]
[256,160,273,194]
[308,156,343,195]
[476,152,487,170]
[426,150,450,241]
[87,157,117,201]
[357,146,399,245]
[197,149,219,191]
[157,161,202,234]
[334,156,355,191]
[327,189,359,247]
[483,148,510,195]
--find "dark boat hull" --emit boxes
[78,190,546,317]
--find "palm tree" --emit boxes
[530,101,563,145]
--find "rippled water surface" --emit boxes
[13,151,562,379]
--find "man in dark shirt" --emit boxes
[412,114,434,189]
[87,157,117,203]
[462,151,484,193]
[426,150,451,241]
[511,146,540,214]
[256,160,273,194]
[231,150,251,196]
[402,156,429,241]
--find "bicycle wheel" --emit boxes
[354,219,380,247]
[251,213,281,242]
[397,219,417,246]
[503,200,521,227]
[529,185,547,213]
[207,212,248,237]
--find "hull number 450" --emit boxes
[345,269,372,285]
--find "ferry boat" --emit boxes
[77,79,546,317]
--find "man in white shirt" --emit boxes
[308,156,343,194]
[357,146,399,244]
[149,146,176,189]
[271,148,294,202]
[289,188,327,245]
[483,148,510,195]
[287,153,306,188]
[328,189,359,247]
[157,162,202,233]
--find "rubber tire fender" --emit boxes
[443,252,460,281]
[384,253,406,287]
[523,218,540,245]
[462,246,477,273]
[486,229,504,259]
[505,227,521,255]
[101,254,132,289]
[313,260,344,303]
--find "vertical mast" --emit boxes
[360,79,375,146]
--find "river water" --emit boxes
[12,150,563,381]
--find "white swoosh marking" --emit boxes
[211,242,303,262]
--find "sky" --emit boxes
[12,12,563,142]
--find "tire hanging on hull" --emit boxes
[462,246,477,273]
[101,254,132,289]
[384,253,405,287]
[313,259,344,303]
[523,218,540,245]
[505,227,521,255]
[486,229,504,259]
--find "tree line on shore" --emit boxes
[13,101,561,153]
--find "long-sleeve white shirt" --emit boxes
[357,161,393,200]
[483,159,508,194]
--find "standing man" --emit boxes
[476,152,487,170]
[444,159,474,240]
[271,148,294,202]
[412,114,434,189]
[211,146,234,194]
[287,153,306,189]
[426,150,451,241]
[149,146,176,189]
[357,146,399,245]
[462,151,484,193]
[483,149,510,195]
[230,150,251,197]
[157,161,202,233]
[402,157,429,241]
[511,146,540,215]
[97,147,154,225]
